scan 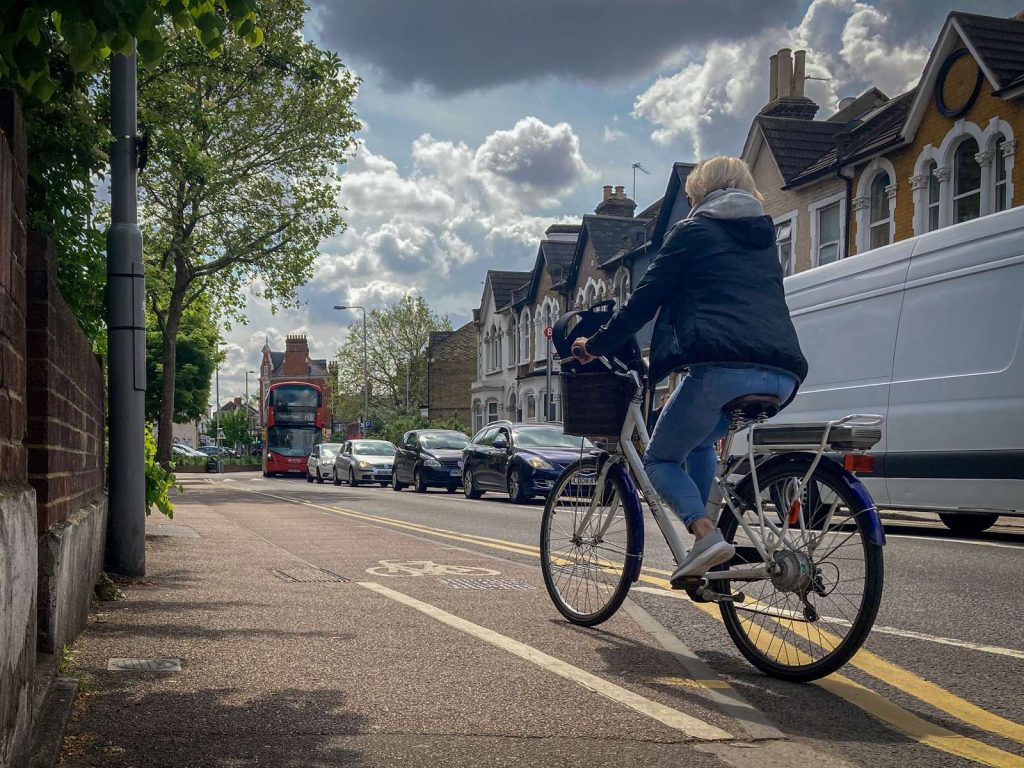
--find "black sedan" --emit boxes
[392,429,470,493]
[461,422,597,503]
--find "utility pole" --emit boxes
[106,40,146,576]
[246,370,255,451]
[215,360,222,473]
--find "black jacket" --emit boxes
[585,200,808,392]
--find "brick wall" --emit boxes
[426,322,475,426]
[24,233,105,529]
[0,89,27,483]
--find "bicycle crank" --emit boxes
[675,577,747,605]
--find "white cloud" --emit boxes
[603,126,626,142]
[215,117,593,402]
[632,0,930,157]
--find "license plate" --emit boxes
[374,469,389,475]
[575,475,596,485]
[450,469,462,477]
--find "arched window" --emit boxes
[868,172,892,249]
[495,327,502,370]
[508,319,517,366]
[953,137,981,224]
[521,309,531,362]
[994,135,1009,213]
[535,307,545,361]
[526,394,536,421]
[477,339,483,377]
[926,161,940,232]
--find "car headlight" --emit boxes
[424,457,442,468]
[457,459,464,468]
[526,456,554,470]
[358,460,372,469]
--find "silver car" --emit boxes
[306,442,343,484]
[333,440,397,487]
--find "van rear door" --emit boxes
[783,240,915,505]
[887,208,1024,513]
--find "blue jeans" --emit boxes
[644,365,797,529]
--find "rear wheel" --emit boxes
[414,469,428,493]
[316,469,324,484]
[463,468,483,499]
[715,457,884,682]
[541,458,637,626]
[391,473,405,492]
[938,511,999,534]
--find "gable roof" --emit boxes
[269,351,285,373]
[756,117,848,185]
[649,163,696,250]
[486,270,532,311]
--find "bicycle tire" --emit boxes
[716,456,883,682]
[540,458,638,626]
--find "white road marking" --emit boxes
[358,581,733,741]
[630,586,1024,661]
[885,532,1023,549]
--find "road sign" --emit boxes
[544,326,553,340]
[364,420,373,430]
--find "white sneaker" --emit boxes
[670,531,735,582]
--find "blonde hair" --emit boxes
[684,156,763,207]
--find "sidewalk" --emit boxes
[54,479,848,768]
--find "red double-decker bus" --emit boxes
[263,381,323,477]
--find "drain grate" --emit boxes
[439,578,536,590]
[107,658,181,672]
[271,567,350,583]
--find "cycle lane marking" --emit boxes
[357,580,733,741]
[230,486,1024,763]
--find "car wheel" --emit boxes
[463,468,483,499]
[350,469,360,488]
[316,468,325,484]
[306,472,313,483]
[392,473,406,492]
[414,469,428,493]
[508,467,531,504]
[333,471,341,486]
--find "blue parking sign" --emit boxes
[364,420,373,430]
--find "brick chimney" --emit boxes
[594,185,637,217]
[760,48,819,120]
[282,333,310,376]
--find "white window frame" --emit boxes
[772,209,797,276]
[853,157,897,254]
[521,308,531,363]
[486,400,498,424]
[951,135,983,225]
[808,192,846,268]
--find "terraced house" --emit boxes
[746,10,1024,272]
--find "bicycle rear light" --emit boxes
[843,454,875,473]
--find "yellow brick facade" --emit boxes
[850,39,1024,253]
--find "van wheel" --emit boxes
[938,512,998,535]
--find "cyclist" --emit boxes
[571,156,808,582]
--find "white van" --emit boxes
[783,205,1024,534]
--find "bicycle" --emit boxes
[540,309,886,682]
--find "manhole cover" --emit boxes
[107,658,181,672]
[439,578,536,590]
[271,567,349,583]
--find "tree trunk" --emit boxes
[155,272,188,464]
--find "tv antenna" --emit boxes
[632,162,650,202]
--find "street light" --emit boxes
[334,305,368,434]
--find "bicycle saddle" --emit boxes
[723,394,780,421]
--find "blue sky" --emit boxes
[214,0,1021,402]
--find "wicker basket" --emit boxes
[560,371,636,440]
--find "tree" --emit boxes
[140,0,360,462]
[219,407,252,450]
[3,2,264,346]
[145,299,220,424]
[334,296,452,422]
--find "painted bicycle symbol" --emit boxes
[365,560,501,578]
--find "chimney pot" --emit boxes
[777,48,793,98]
[614,185,625,198]
[793,50,806,98]
[769,53,779,102]
[602,185,612,201]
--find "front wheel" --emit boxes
[333,472,341,487]
[306,472,313,483]
[508,467,530,503]
[540,458,637,626]
[391,473,406,492]
[350,469,360,488]
[316,469,324,484]
[716,457,884,682]
[414,469,428,493]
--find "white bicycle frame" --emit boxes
[573,363,883,583]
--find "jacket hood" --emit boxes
[691,188,773,249]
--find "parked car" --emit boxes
[306,442,343,484]
[780,206,1024,534]
[392,429,470,493]
[461,422,597,502]
[172,444,207,458]
[333,440,397,487]
[200,445,237,457]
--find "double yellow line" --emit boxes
[239,487,1024,767]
